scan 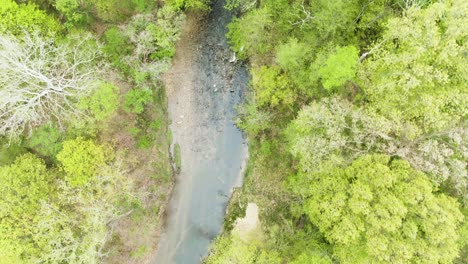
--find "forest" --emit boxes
[205,0,467,263]
[0,0,466,263]
[0,0,199,262]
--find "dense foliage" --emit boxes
[0,0,184,262]
[207,0,467,263]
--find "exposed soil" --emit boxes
[154,0,249,263]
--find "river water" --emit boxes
[154,1,249,263]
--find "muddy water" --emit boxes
[154,1,248,263]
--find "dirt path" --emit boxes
[154,1,249,263]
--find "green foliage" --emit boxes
[205,235,282,264]
[56,138,107,187]
[25,123,62,158]
[225,0,256,12]
[0,154,51,262]
[359,0,468,132]
[219,0,467,263]
[252,66,295,108]
[93,0,136,22]
[166,0,210,11]
[174,143,181,172]
[124,88,153,114]
[54,0,88,27]
[312,0,359,37]
[80,82,119,121]
[36,154,133,263]
[290,251,332,264]
[236,101,272,137]
[227,9,273,62]
[142,5,185,61]
[287,98,468,203]
[0,0,61,36]
[137,135,152,149]
[132,0,155,12]
[319,45,358,90]
[276,38,310,73]
[0,141,26,165]
[102,26,133,71]
[294,155,464,263]
[130,245,149,258]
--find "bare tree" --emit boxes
[0,32,103,139]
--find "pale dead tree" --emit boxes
[0,32,103,140]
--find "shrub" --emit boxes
[124,88,153,114]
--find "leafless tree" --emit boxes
[0,32,103,139]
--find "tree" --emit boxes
[319,45,359,90]
[56,138,107,187]
[166,0,210,11]
[0,150,134,263]
[0,0,61,36]
[359,0,468,132]
[287,97,468,204]
[0,154,51,262]
[227,9,273,62]
[24,123,62,158]
[0,32,103,139]
[54,0,88,27]
[294,155,464,263]
[102,26,133,69]
[206,235,282,264]
[79,82,119,121]
[252,66,296,108]
[36,157,134,263]
[124,88,153,114]
[290,251,332,264]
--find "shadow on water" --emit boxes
[154,0,249,263]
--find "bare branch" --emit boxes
[0,32,104,139]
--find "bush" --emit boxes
[79,82,119,121]
[93,0,136,22]
[124,88,153,114]
[56,138,107,187]
[25,123,62,158]
[102,26,133,70]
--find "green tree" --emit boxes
[80,82,119,121]
[319,45,359,90]
[56,138,107,187]
[0,0,61,36]
[294,155,464,263]
[102,26,133,71]
[227,9,273,62]
[166,0,210,11]
[25,123,62,158]
[290,251,332,264]
[124,88,153,114]
[288,98,468,204]
[0,154,51,262]
[54,0,88,27]
[359,0,468,132]
[206,235,282,264]
[252,66,296,108]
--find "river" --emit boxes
[154,0,249,263]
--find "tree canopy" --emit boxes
[295,155,464,263]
